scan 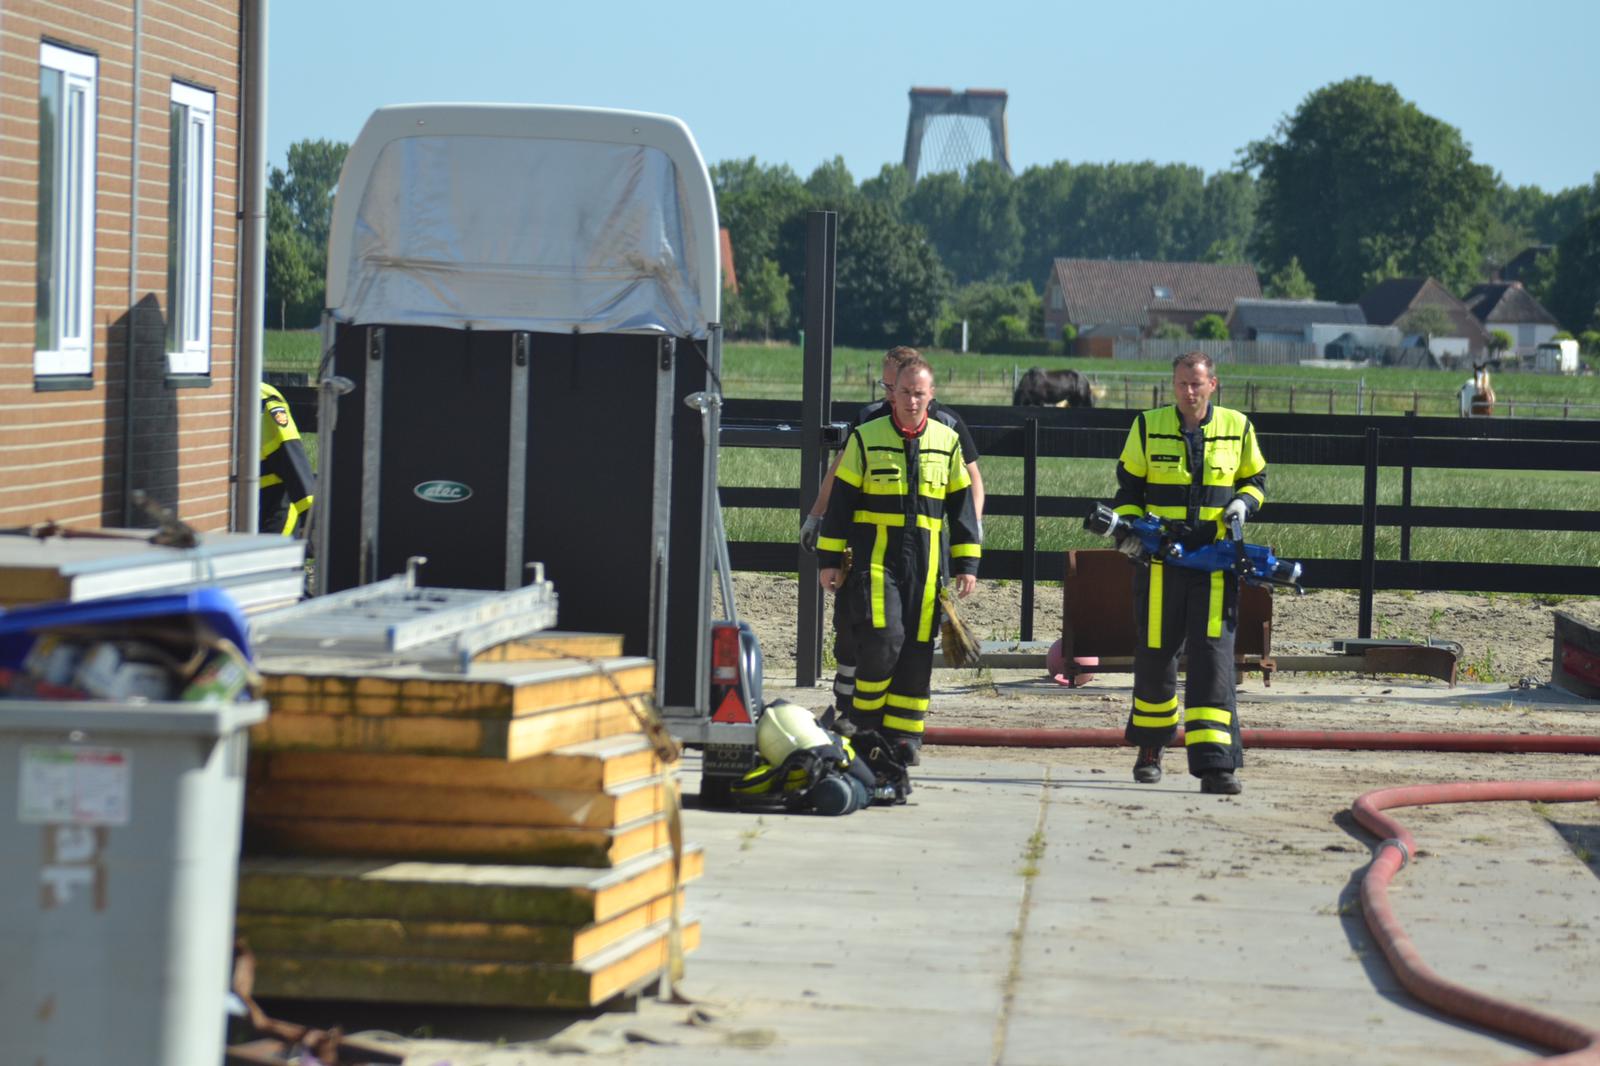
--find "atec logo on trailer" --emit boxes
[413,480,473,503]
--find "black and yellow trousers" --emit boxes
[838,561,939,749]
[1124,561,1243,776]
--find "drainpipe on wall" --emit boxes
[232,0,267,531]
[123,0,143,527]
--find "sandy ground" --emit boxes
[729,569,1600,693]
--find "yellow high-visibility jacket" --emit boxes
[260,383,315,535]
[1111,404,1266,542]
[817,414,981,640]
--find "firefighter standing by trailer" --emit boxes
[1110,351,1266,795]
[259,383,316,536]
[816,357,981,766]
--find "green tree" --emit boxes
[1579,329,1600,356]
[938,280,1041,351]
[777,201,950,349]
[1547,208,1600,333]
[1264,256,1316,299]
[804,156,858,207]
[1488,329,1513,355]
[265,185,318,329]
[1247,77,1494,301]
[1152,321,1189,341]
[860,163,913,218]
[904,162,1023,285]
[264,138,349,327]
[723,257,792,341]
[1193,313,1230,340]
[712,158,809,274]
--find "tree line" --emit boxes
[267,77,1600,352]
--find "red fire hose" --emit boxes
[924,727,1600,755]
[1354,780,1600,1064]
[921,724,1600,1060]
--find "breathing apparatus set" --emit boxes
[730,699,911,815]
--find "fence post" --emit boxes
[1289,385,1295,413]
[1412,390,1419,413]
[1359,426,1380,639]
[1400,410,1414,562]
[796,210,837,688]
[1022,417,1039,642]
[1357,377,1364,416]
[1328,388,1334,415]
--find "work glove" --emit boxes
[1113,528,1144,559]
[1223,498,1250,538]
[800,513,823,553]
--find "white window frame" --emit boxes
[35,43,98,378]
[167,82,215,375]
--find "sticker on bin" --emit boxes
[18,745,132,826]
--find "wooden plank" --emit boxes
[236,845,704,925]
[246,694,649,759]
[258,657,654,719]
[247,918,701,1008]
[252,734,666,792]
[244,774,666,830]
[471,631,624,663]
[244,811,674,867]
[236,889,687,964]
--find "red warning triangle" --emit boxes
[711,689,750,723]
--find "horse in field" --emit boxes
[1013,367,1095,408]
[1458,362,1495,417]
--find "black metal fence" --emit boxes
[719,400,1600,660]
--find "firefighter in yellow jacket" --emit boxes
[1110,351,1266,795]
[260,382,315,536]
[816,357,981,766]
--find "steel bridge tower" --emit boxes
[902,87,1012,182]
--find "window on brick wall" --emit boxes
[35,43,98,379]
[167,82,215,375]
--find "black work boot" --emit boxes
[894,738,922,768]
[1133,746,1163,784]
[1201,769,1242,795]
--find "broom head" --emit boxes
[937,586,983,668]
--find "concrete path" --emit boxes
[367,733,1600,1066]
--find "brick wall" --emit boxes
[0,0,242,530]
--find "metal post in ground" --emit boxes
[1359,426,1380,639]
[1021,417,1038,641]
[796,210,837,688]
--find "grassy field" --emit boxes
[720,447,1600,569]
[722,342,1600,418]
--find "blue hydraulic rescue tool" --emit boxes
[1084,503,1305,593]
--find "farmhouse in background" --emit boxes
[1357,277,1490,361]
[1462,282,1561,357]
[1226,298,1367,351]
[0,2,261,531]
[1043,258,1261,352]
[1495,244,1555,286]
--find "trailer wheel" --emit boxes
[698,773,735,809]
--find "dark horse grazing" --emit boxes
[1013,366,1095,407]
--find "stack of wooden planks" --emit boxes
[239,631,698,1008]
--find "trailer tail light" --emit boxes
[712,624,740,683]
[709,620,763,725]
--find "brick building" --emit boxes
[0,1,263,530]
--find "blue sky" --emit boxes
[270,0,1598,193]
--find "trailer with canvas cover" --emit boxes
[313,104,760,797]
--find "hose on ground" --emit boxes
[921,724,1600,1061]
[1353,780,1600,1064]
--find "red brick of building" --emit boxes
[0,1,251,530]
